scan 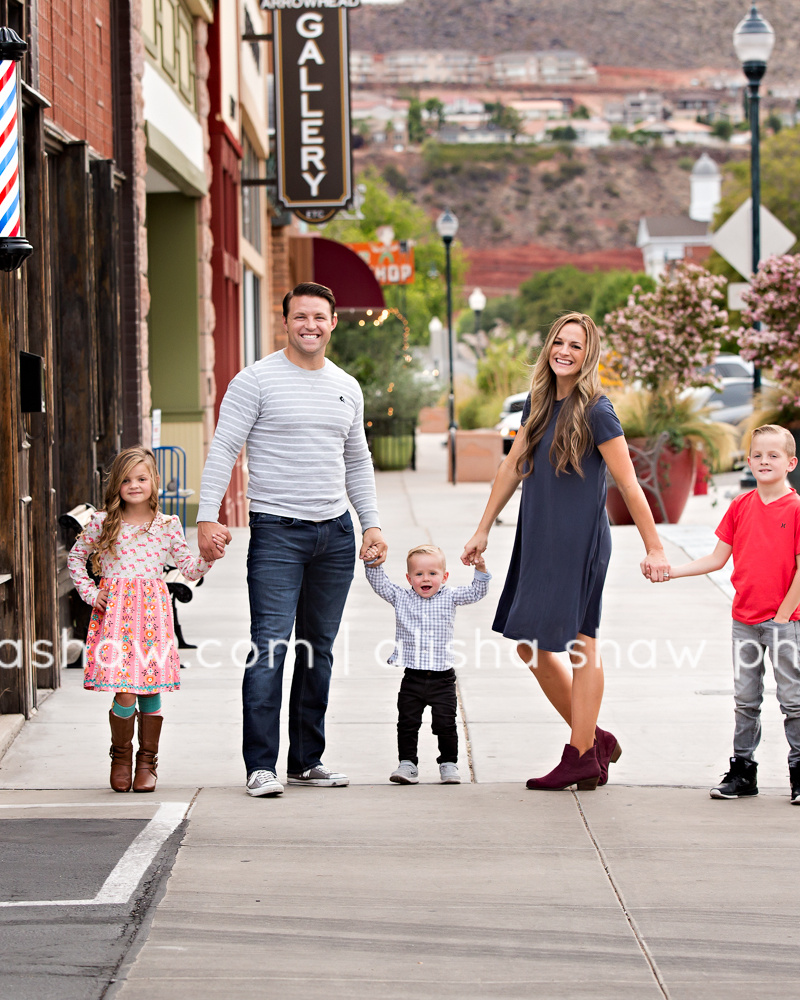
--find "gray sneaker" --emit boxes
[246,770,284,797]
[287,764,349,787]
[390,760,419,784]
[439,762,461,784]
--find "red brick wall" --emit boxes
[38,0,115,158]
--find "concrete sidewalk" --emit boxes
[2,435,799,999]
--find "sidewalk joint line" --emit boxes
[572,791,672,1000]
[455,679,476,783]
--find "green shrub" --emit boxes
[458,393,506,430]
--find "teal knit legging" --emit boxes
[111,694,162,717]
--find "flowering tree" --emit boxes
[603,262,729,394]
[740,253,800,415]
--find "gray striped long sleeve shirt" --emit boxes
[197,350,380,529]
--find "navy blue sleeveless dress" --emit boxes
[493,393,623,652]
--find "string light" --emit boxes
[372,306,412,355]
[366,306,415,419]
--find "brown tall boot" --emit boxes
[133,713,163,793]
[109,709,136,793]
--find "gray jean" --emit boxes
[731,619,800,766]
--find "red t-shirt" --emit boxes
[715,488,800,624]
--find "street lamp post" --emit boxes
[733,2,775,488]
[468,286,486,334]
[436,209,459,484]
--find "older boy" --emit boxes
[668,425,800,804]
[365,544,490,784]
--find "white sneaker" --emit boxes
[286,764,349,787]
[390,760,419,784]
[439,762,461,784]
[246,770,284,796]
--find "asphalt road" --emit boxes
[0,807,186,1000]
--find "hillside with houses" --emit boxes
[353,142,747,295]
[351,0,800,82]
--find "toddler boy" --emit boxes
[365,544,490,784]
[667,425,800,804]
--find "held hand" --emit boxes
[641,548,671,583]
[198,521,230,561]
[461,530,488,567]
[360,528,387,566]
[94,588,109,613]
[472,553,487,574]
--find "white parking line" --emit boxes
[0,800,189,907]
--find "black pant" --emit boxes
[397,668,458,765]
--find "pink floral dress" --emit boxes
[67,511,212,694]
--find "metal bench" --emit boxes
[607,432,671,523]
[163,567,204,651]
[154,446,194,530]
[59,502,97,533]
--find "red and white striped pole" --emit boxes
[0,26,32,271]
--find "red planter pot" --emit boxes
[693,454,711,495]
[606,439,698,525]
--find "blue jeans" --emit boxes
[243,511,355,774]
[731,619,800,766]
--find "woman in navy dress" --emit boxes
[462,313,669,790]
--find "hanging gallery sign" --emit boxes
[270,5,355,223]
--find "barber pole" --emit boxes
[0,27,32,271]
[0,59,21,238]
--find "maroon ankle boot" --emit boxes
[595,726,622,786]
[526,744,600,791]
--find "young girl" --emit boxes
[67,446,215,793]
[462,313,670,791]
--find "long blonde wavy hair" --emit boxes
[516,312,603,479]
[90,447,160,574]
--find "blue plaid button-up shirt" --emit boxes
[366,565,491,671]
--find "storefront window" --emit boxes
[241,134,262,250]
[243,268,262,367]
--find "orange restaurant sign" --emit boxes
[348,241,415,285]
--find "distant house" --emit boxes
[381,49,488,85]
[637,155,721,280]
[350,50,379,86]
[637,217,712,281]
[606,92,666,128]
[493,52,539,85]
[535,50,597,84]
[351,95,410,145]
[630,118,716,147]
[509,99,566,121]
[442,97,486,120]
[670,92,721,120]
[438,124,514,145]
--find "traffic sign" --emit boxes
[711,198,796,278]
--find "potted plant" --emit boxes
[363,363,438,471]
[328,309,438,472]
[605,388,735,523]
[603,262,732,523]
[739,253,800,489]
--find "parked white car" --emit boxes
[494,356,761,452]
[495,391,529,454]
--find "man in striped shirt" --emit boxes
[197,282,387,798]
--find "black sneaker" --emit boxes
[710,756,758,799]
[790,765,800,806]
